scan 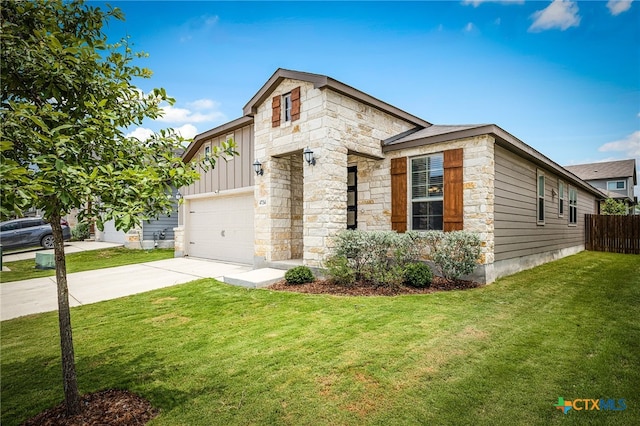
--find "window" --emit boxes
[411,154,444,230]
[204,145,211,158]
[569,187,577,225]
[607,180,626,190]
[537,170,545,224]
[558,180,565,217]
[283,93,292,122]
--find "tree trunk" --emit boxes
[50,211,82,415]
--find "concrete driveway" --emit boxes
[1,257,252,321]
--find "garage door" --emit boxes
[100,219,127,244]
[186,192,254,264]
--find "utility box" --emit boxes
[35,252,55,270]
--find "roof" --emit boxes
[182,116,253,163]
[383,123,605,199]
[242,68,431,128]
[563,159,637,184]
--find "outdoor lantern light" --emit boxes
[303,147,316,166]
[175,191,183,200]
[253,159,264,176]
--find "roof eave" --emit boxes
[182,116,253,163]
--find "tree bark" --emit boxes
[50,211,81,415]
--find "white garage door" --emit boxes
[100,219,127,244]
[186,192,254,264]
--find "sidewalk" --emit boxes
[1,258,252,321]
[2,241,123,263]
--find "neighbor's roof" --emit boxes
[242,68,431,128]
[564,159,637,184]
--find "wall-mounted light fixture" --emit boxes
[303,147,316,166]
[175,191,183,200]
[253,159,264,176]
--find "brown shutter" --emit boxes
[391,157,407,233]
[272,95,281,128]
[291,86,301,121]
[443,148,463,231]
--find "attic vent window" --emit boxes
[283,93,292,122]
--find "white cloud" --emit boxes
[174,124,198,140]
[157,104,225,124]
[598,131,640,157]
[529,0,581,32]
[607,0,633,16]
[464,22,476,32]
[462,0,524,6]
[125,127,154,141]
[188,99,217,110]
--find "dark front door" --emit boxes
[347,166,357,229]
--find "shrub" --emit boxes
[432,231,482,282]
[323,255,356,287]
[284,266,314,285]
[71,222,90,241]
[404,262,433,288]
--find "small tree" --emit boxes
[601,198,628,215]
[1,0,234,415]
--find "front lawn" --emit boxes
[0,248,174,283]
[1,251,638,425]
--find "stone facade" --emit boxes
[253,78,416,267]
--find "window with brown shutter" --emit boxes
[443,148,463,231]
[291,86,301,121]
[391,157,407,232]
[272,95,281,128]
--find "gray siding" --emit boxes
[182,123,255,196]
[143,187,179,240]
[494,145,596,261]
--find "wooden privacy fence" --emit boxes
[585,214,640,254]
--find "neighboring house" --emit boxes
[564,159,637,214]
[96,186,180,248]
[176,69,603,283]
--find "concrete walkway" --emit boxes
[1,257,253,321]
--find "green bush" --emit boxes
[71,222,90,241]
[284,266,315,285]
[403,262,433,288]
[432,231,482,282]
[323,255,356,287]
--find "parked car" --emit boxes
[0,217,71,250]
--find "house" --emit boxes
[564,159,637,214]
[95,187,180,249]
[176,69,603,283]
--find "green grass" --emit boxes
[1,251,639,425]
[0,248,174,283]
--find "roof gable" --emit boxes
[242,68,431,128]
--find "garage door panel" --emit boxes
[187,193,254,264]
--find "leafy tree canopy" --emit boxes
[601,198,628,215]
[0,0,233,227]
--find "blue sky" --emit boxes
[104,0,639,174]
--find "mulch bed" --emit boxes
[268,276,480,296]
[22,389,157,426]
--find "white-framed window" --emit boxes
[537,169,545,225]
[558,179,565,217]
[283,93,292,122]
[204,145,211,158]
[606,180,626,190]
[569,186,578,225]
[411,153,444,230]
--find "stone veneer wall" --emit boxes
[352,136,496,269]
[253,78,417,267]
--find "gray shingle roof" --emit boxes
[564,159,637,182]
[383,124,490,145]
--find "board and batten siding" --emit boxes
[182,123,255,196]
[493,145,596,262]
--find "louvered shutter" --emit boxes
[391,157,407,233]
[291,87,301,121]
[443,148,463,231]
[272,95,281,128]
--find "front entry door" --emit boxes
[347,166,357,229]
